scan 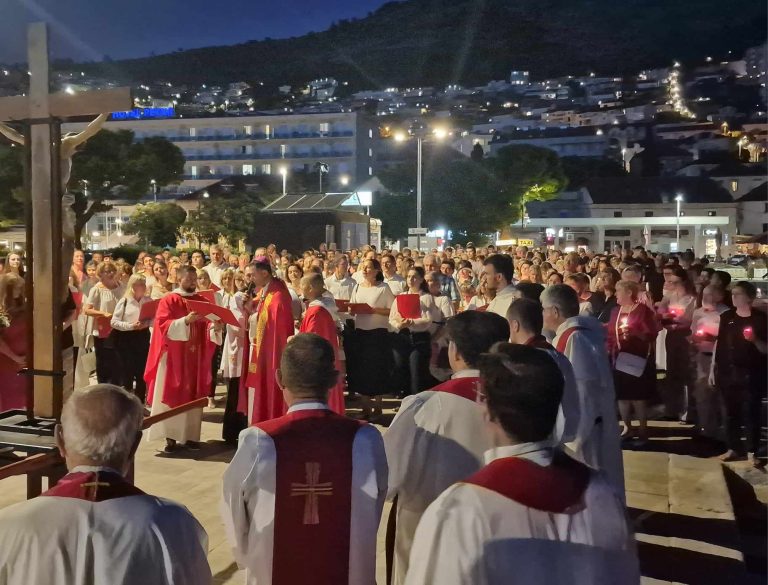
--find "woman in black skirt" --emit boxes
[110,274,153,404]
[347,258,395,420]
[607,280,659,446]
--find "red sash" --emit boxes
[42,470,144,502]
[555,326,586,354]
[256,409,364,585]
[429,376,479,403]
[463,451,590,513]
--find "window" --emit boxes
[243,125,252,135]
[763,223,768,233]
[265,124,271,138]
[242,164,253,175]
[368,148,373,157]
[644,211,653,217]
[707,210,716,217]
[369,166,373,176]
[191,166,198,178]
[189,127,196,137]
[613,211,623,218]
[368,129,373,139]
[731,180,738,192]
[280,144,287,158]
[319,123,330,134]
[261,163,272,175]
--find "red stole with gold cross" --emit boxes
[256,409,363,585]
[41,470,144,502]
[429,376,479,403]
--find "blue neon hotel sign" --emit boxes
[111,107,175,120]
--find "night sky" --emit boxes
[0,0,388,63]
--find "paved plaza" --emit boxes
[0,393,765,585]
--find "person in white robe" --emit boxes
[384,311,511,585]
[405,345,639,585]
[541,284,625,497]
[482,254,517,318]
[221,333,387,585]
[0,384,211,585]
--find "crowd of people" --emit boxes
[0,239,764,584]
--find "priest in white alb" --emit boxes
[541,284,625,497]
[384,311,510,585]
[221,333,388,585]
[0,384,211,585]
[405,345,639,585]
[144,265,222,452]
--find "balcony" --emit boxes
[183,151,354,161]
[137,130,354,143]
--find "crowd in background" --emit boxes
[0,239,765,465]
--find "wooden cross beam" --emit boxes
[0,23,131,419]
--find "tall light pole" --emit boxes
[151,178,157,202]
[394,127,448,250]
[675,193,683,251]
[279,166,288,196]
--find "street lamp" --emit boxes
[340,174,350,187]
[151,179,157,202]
[675,194,683,251]
[279,166,288,196]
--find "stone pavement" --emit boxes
[0,398,765,584]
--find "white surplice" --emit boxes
[147,291,222,444]
[404,444,640,585]
[218,291,247,379]
[384,370,489,585]
[485,284,517,318]
[220,402,388,585]
[0,466,211,585]
[553,316,625,498]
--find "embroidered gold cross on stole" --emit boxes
[80,481,110,489]
[290,462,333,525]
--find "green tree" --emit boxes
[184,191,263,245]
[124,203,187,247]
[485,145,567,222]
[560,156,627,189]
[69,130,185,248]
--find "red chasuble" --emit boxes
[256,409,364,585]
[430,376,479,403]
[299,304,346,416]
[144,292,218,408]
[42,470,144,502]
[242,279,295,424]
[464,451,590,513]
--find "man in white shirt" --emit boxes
[382,253,407,295]
[385,311,510,585]
[0,384,211,585]
[541,284,625,497]
[405,345,639,585]
[324,256,357,300]
[221,333,388,585]
[483,254,517,318]
[203,244,227,287]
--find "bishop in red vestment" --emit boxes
[144,266,221,447]
[222,334,387,585]
[241,259,295,424]
[298,273,345,415]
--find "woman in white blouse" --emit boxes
[150,261,173,299]
[348,258,395,420]
[218,269,248,443]
[110,274,153,403]
[390,267,441,396]
[83,261,125,385]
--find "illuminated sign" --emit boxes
[110,107,175,120]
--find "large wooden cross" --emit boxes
[0,23,131,419]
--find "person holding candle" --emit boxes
[607,281,659,446]
[691,285,730,442]
[711,281,767,467]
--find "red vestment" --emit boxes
[241,279,294,424]
[299,303,346,416]
[256,409,364,585]
[144,292,217,408]
[430,376,479,403]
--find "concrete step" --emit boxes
[624,450,747,584]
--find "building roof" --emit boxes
[262,192,364,212]
[739,182,767,202]
[705,162,766,177]
[584,177,733,205]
